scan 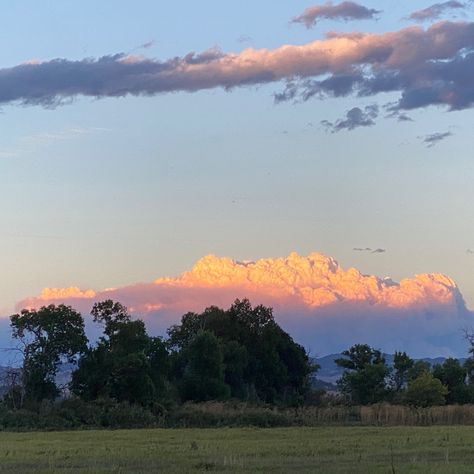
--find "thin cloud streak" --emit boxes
[0,126,110,159]
[420,131,453,147]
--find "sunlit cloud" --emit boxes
[0,21,472,124]
[16,252,472,357]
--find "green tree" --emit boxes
[405,372,448,407]
[407,360,431,381]
[336,344,390,405]
[432,358,470,404]
[168,299,313,404]
[181,331,230,402]
[10,304,87,406]
[71,300,169,406]
[391,351,414,392]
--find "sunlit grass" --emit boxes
[0,426,474,472]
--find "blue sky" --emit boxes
[2,0,474,317]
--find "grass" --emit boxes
[0,426,474,472]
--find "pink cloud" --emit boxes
[1,21,474,114]
[16,253,472,357]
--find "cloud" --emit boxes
[420,131,453,147]
[0,126,108,159]
[321,104,378,132]
[16,252,472,357]
[0,20,472,118]
[140,40,156,50]
[292,2,380,28]
[237,35,252,44]
[353,247,386,253]
[408,1,467,22]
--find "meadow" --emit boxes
[1,426,474,473]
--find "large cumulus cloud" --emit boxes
[16,252,473,358]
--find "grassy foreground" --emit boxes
[1,427,474,473]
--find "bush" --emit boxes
[405,372,448,407]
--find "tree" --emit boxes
[336,344,390,405]
[391,351,414,392]
[71,300,170,406]
[432,358,471,404]
[405,372,448,407]
[407,360,431,382]
[10,304,87,406]
[168,299,313,404]
[181,331,230,402]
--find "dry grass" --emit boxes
[170,402,474,427]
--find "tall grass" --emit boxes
[167,402,474,427]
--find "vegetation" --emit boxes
[1,426,474,472]
[4,298,474,431]
[9,305,87,409]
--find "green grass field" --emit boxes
[1,426,474,473]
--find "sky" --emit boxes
[1,1,474,355]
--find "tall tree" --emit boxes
[336,344,390,405]
[180,330,230,402]
[71,300,169,406]
[432,358,470,404]
[10,304,87,406]
[168,299,313,404]
[392,351,414,392]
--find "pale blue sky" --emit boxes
[1,0,474,314]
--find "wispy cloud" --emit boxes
[292,2,380,28]
[408,1,467,22]
[237,35,252,44]
[322,105,378,132]
[0,126,110,159]
[140,40,156,50]
[419,131,453,147]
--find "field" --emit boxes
[0,426,474,473]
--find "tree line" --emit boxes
[4,297,474,430]
[334,344,474,407]
[5,299,313,412]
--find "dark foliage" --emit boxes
[168,299,313,404]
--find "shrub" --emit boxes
[405,372,448,407]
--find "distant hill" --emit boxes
[313,354,468,387]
